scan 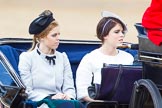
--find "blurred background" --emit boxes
[0,0,150,43]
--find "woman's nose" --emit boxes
[56,34,60,40]
[120,32,125,37]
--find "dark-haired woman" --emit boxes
[76,11,134,103]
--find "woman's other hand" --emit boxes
[51,93,71,100]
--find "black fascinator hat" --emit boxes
[29,10,55,35]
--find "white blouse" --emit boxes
[76,48,134,100]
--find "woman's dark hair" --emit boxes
[96,17,125,42]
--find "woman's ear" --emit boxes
[103,34,109,40]
[39,37,44,42]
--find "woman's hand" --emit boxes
[51,93,71,100]
[82,96,104,102]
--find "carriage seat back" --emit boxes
[96,64,142,104]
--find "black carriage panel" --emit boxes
[135,23,162,89]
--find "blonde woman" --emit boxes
[18,10,76,108]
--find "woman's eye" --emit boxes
[52,34,57,37]
[114,31,120,33]
[122,31,126,34]
[114,30,125,34]
[52,33,60,37]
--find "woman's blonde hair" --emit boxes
[28,21,59,51]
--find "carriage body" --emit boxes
[1,23,162,108]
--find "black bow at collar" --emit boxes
[45,56,56,65]
[37,49,56,65]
